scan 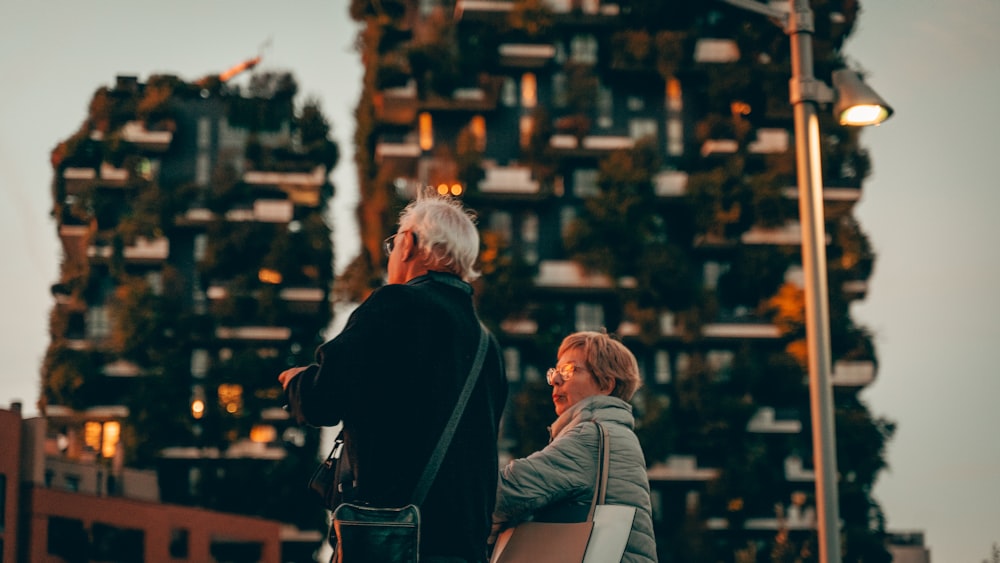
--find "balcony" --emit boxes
[454,0,513,20]
[224,199,294,223]
[746,407,802,434]
[477,166,540,196]
[748,129,790,154]
[534,260,614,290]
[693,38,740,63]
[741,221,832,246]
[374,80,418,124]
[784,455,815,482]
[782,185,862,217]
[87,236,169,264]
[215,326,292,341]
[375,135,421,165]
[499,317,539,336]
[242,166,327,207]
[647,455,721,482]
[207,286,324,315]
[653,170,687,197]
[701,319,780,340]
[498,43,557,68]
[831,360,875,388]
[700,139,739,157]
[63,162,131,194]
[101,359,143,378]
[549,134,634,155]
[121,120,172,152]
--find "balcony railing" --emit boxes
[214,326,292,341]
[746,407,802,433]
[242,166,327,207]
[478,166,540,195]
[647,455,721,482]
[831,360,875,388]
[121,121,172,152]
[534,260,614,290]
[498,43,557,68]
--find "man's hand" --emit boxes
[278,366,310,390]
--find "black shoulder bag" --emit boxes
[321,324,490,563]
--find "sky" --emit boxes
[1,1,998,561]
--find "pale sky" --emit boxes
[1,1,998,561]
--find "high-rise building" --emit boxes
[43,66,338,551]
[342,0,895,560]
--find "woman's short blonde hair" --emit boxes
[557,331,642,401]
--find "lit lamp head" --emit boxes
[832,69,894,126]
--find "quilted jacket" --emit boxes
[494,395,658,562]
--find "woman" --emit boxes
[492,331,657,562]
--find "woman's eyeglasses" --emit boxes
[546,363,581,385]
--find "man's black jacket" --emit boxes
[286,271,508,562]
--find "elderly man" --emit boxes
[280,193,508,563]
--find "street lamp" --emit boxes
[718,1,893,562]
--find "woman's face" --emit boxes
[549,347,608,416]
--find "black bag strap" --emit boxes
[586,420,611,521]
[411,323,490,505]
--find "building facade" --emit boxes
[42,67,338,557]
[342,0,896,560]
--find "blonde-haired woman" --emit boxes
[491,331,657,562]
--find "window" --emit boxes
[470,115,487,152]
[195,153,211,185]
[552,72,567,108]
[170,528,190,559]
[217,383,244,415]
[48,517,87,559]
[559,206,577,240]
[655,350,672,384]
[489,211,513,243]
[573,169,600,198]
[570,34,598,64]
[630,118,658,141]
[521,212,539,264]
[627,96,645,111]
[519,116,534,150]
[596,86,613,129]
[84,421,120,458]
[501,78,518,107]
[197,117,211,149]
[190,349,209,378]
[503,347,520,382]
[520,73,537,108]
[419,112,434,151]
[575,303,604,331]
[86,306,111,339]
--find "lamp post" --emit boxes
[718,1,893,562]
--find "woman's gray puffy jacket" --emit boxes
[494,395,658,562]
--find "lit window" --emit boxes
[217,383,244,415]
[101,422,120,458]
[519,116,534,150]
[520,73,537,108]
[501,78,518,106]
[629,118,657,141]
[596,86,613,128]
[470,115,487,152]
[258,268,282,284]
[250,425,277,443]
[419,112,434,151]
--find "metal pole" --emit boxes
[787,0,842,561]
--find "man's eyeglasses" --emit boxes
[383,231,416,257]
[546,363,581,385]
